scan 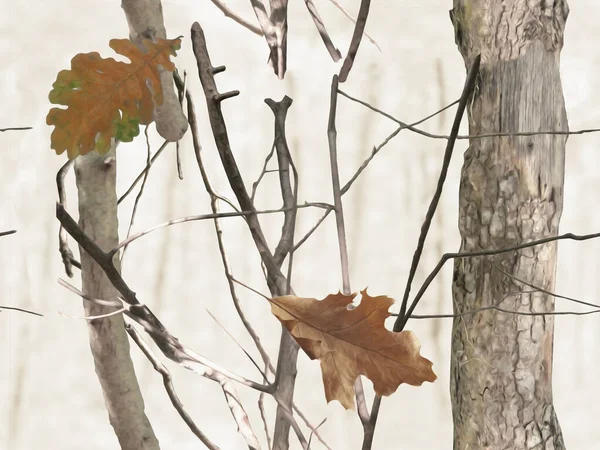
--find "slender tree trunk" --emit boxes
[449,2,569,449]
[75,147,160,450]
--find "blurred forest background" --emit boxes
[1,0,600,448]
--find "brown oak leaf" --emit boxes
[269,290,436,409]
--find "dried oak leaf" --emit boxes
[269,290,436,409]
[47,38,181,159]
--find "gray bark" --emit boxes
[75,148,160,450]
[449,1,569,449]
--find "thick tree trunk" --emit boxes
[75,148,160,450]
[449,2,569,449]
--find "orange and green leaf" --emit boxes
[47,38,181,159]
[269,290,436,409]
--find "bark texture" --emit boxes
[449,2,569,449]
[75,148,160,450]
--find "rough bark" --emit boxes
[75,148,160,450]
[449,2,569,449]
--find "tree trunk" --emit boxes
[449,2,569,449]
[75,147,160,450]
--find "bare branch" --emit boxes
[121,127,153,264]
[326,0,380,51]
[339,89,600,141]
[361,396,381,450]
[191,21,287,293]
[327,75,351,295]
[327,75,370,423]
[264,97,297,272]
[126,324,222,449]
[249,0,287,78]
[401,230,600,330]
[58,278,123,308]
[118,140,169,205]
[175,70,187,180]
[303,0,342,61]
[209,0,264,35]
[492,264,600,310]
[293,94,459,253]
[341,99,460,195]
[207,310,268,381]
[190,23,324,449]
[56,160,80,276]
[0,305,42,317]
[394,54,481,331]
[174,71,275,373]
[111,204,325,254]
[251,144,276,203]
[0,127,32,132]
[0,230,17,238]
[259,387,272,450]
[57,202,271,394]
[338,0,371,82]
[407,306,600,319]
[60,307,128,321]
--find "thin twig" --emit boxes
[327,75,370,423]
[126,324,222,449]
[303,0,342,61]
[209,307,309,449]
[339,89,600,140]
[265,97,298,277]
[0,230,17,238]
[338,0,371,82]
[341,99,460,195]
[230,276,333,449]
[189,26,311,449]
[327,75,351,294]
[191,21,287,293]
[60,307,128,321]
[118,139,170,205]
[58,278,123,308]
[492,264,600,310]
[405,285,598,319]
[326,0,380,51]
[56,160,80,276]
[407,306,600,319]
[121,127,152,264]
[249,0,287,78]
[400,230,600,330]
[306,418,327,449]
[0,127,32,132]
[57,202,271,394]
[259,380,273,450]
[207,310,268,381]
[394,54,481,331]
[175,70,275,372]
[0,305,42,317]
[251,144,276,203]
[292,97,459,253]
[110,203,326,255]
[209,0,264,35]
[361,396,381,450]
[175,70,187,180]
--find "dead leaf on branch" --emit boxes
[269,290,437,409]
[47,38,181,159]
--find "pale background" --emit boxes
[1,1,599,449]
